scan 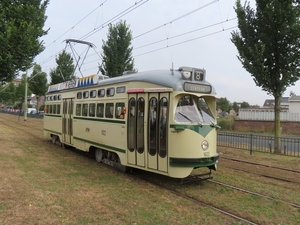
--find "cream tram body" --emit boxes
[44,66,219,178]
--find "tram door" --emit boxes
[148,93,169,172]
[127,94,146,167]
[62,98,74,145]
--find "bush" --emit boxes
[217,116,235,131]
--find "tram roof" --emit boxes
[47,67,216,95]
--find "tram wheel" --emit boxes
[95,149,103,162]
[51,135,57,144]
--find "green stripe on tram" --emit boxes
[73,116,125,124]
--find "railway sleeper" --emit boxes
[180,171,213,184]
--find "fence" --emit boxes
[217,132,300,157]
[238,109,300,121]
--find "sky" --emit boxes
[34,0,300,106]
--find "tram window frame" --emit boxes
[77,92,82,99]
[50,96,53,101]
[76,104,81,116]
[90,90,96,98]
[96,103,104,118]
[116,86,126,93]
[89,103,96,117]
[49,105,53,114]
[83,91,89,99]
[54,95,57,100]
[105,103,114,118]
[98,89,105,97]
[115,102,125,119]
[106,88,115,97]
[82,104,88,116]
[58,95,62,100]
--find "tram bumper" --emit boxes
[208,153,219,171]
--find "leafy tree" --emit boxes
[28,63,48,110]
[232,102,239,112]
[0,82,16,106]
[0,0,49,83]
[217,97,231,114]
[289,91,296,97]
[241,101,250,108]
[231,0,300,153]
[50,50,75,85]
[100,20,135,77]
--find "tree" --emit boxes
[50,50,75,85]
[217,97,231,115]
[0,0,49,83]
[100,20,135,77]
[232,102,239,113]
[231,0,300,153]
[28,63,48,110]
[15,74,32,106]
[0,82,16,106]
[289,91,296,97]
[241,101,250,108]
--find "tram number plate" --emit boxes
[204,152,210,157]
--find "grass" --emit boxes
[0,113,300,224]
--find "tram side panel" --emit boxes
[44,114,63,141]
[72,118,127,163]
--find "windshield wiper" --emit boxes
[209,119,221,129]
[178,112,202,127]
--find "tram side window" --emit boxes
[159,97,168,158]
[107,88,115,97]
[98,89,105,97]
[105,103,114,118]
[83,91,89,99]
[58,95,62,100]
[115,102,125,119]
[96,103,104,117]
[49,105,53,114]
[53,105,57,114]
[76,104,81,116]
[90,90,96,98]
[116,86,126,93]
[45,105,49,113]
[128,98,136,152]
[89,103,95,117]
[54,95,57,100]
[57,104,61,114]
[77,92,82,99]
[82,104,88,116]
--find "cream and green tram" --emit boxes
[44,66,219,179]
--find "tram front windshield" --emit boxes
[175,95,215,124]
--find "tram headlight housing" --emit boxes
[201,140,209,150]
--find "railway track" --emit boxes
[207,179,300,208]
[221,156,300,173]
[220,156,300,184]
[132,172,259,225]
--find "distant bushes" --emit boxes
[217,116,235,131]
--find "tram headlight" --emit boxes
[181,71,191,79]
[201,140,209,150]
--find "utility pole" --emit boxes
[23,71,28,123]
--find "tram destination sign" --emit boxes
[184,82,211,94]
